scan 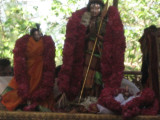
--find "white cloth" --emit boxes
[97,104,113,114]
[97,78,140,114]
[0,76,12,94]
[114,93,125,103]
[114,93,138,106]
[121,78,140,95]
[97,94,138,114]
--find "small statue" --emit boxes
[1,24,56,111]
[58,0,125,105]
[123,86,131,100]
[81,0,107,97]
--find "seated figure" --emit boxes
[0,24,55,111]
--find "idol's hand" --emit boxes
[81,12,91,27]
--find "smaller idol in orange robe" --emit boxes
[1,25,55,111]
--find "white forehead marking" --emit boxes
[90,3,100,8]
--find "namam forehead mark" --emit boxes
[90,3,101,8]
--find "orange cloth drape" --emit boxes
[1,37,54,111]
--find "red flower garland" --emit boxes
[98,88,122,113]
[141,99,159,115]
[13,35,30,100]
[101,6,126,89]
[98,88,159,119]
[58,6,126,100]
[122,88,159,119]
[58,8,87,100]
[13,35,55,103]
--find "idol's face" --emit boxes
[33,31,41,41]
[90,3,101,17]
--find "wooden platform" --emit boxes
[0,111,160,120]
[0,72,158,120]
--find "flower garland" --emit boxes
[98,87,159,119]
[58,8,87,100]
[13,35,55,103]
[13,35,30,100]
[98,88,125,114]
[122,88,159,119]
[101,6,126,89]
[97,6,126,114]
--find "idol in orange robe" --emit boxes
[1,28,55,111]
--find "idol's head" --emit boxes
[87,0,104,17]
[30,24,42,41]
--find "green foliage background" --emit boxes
[0,0,160,70]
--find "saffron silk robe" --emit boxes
[1,36,55,111]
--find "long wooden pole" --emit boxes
[78,20,103,103]
[78,0,109,103]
